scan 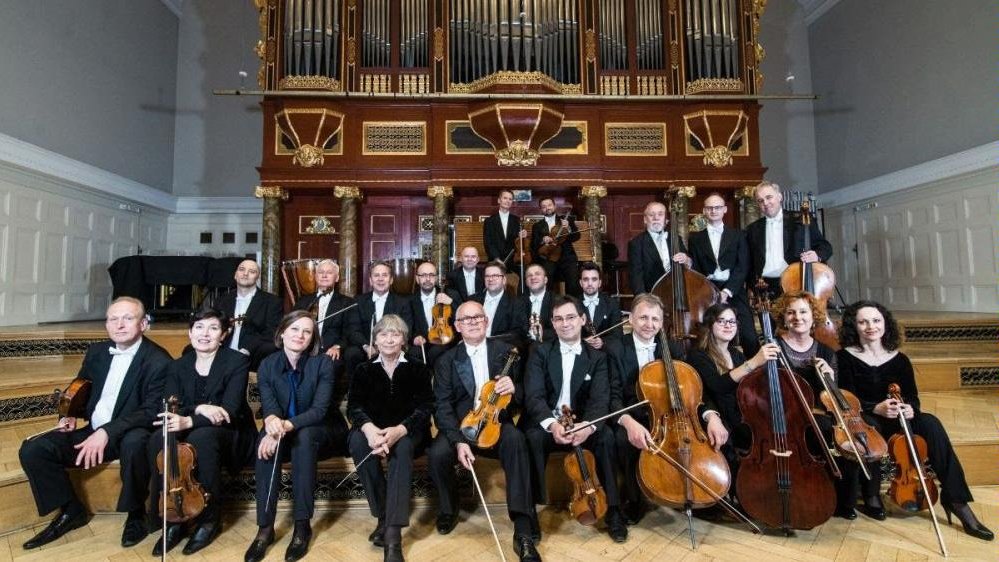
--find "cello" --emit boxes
[780,200,839,349]
[735,286,836,533]
[459,348,520,449]
[558,405,608,526]
[652,192,719,355]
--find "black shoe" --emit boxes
[945,503,994,541]
[121,516,149,547]
[833,506,857,520]
[436,512,458,535]
[605,509,628,543]
[284,526,313,561]
[369,518,386,547]
[152,523,185,556]
[623,501,647,526]
[183,518,221,554]
[244,530,274,562]
[514,535,542,562]
[383,542,405,562]
[22,510,90,549]
[857,498,886,521]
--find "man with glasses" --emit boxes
[472,261,526,347]
[687,193,759,355]
[427,301,541,561]
[408,261,460,365]
[522,296,627,543]
[445,246,485,303]
[517,264,555,344]
[578,262,622,350]
[628,201,692,295]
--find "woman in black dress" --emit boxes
[244,310,349,562]
[837,300,992,540]
[148,308,255,555]
[347,314,434,562]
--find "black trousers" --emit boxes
[809,414,860,511]
[254,425,340,527]
[537,258,581,297]
[611,421,646,508]
[19,426,152,516]
[427,423,535,520]
[348,429,427,527]
[524,424,620,507]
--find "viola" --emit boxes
[780,200,839,349]
[537,211,572,262]
[817,369,887,468]
[427,281,455,345]
[559,405,608,526]
[886,383,939,512]
[156,396,209,523]
[459,348,520,449]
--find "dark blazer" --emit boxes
[347,291,414,347]
[483,212,523,264]
[409,288,462,339]
[293,291,360,351]
[473,290,525,341]
[257,351,343,430]
[686,347,746,431]
[628,230,688,295]
[219,289,282,356]
[347,360,434,438]
[79,338,173,443]
[433,340,521,446]
[445,266,485,303]
[744,213,833,282]
[516,291,555,343]
[523,339,610,430]
[583,292,623,340]
[161,347,255,433]
[531,215,579,264]
[687,227,751,296]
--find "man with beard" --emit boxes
[219,259,282,369]
[578,262,622,350]
[530,197,581,297]
[408,261,460,366]
[627,201,691,295]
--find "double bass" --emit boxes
[780,200,839,349]
[559,405,608,526]
[459,348,520,449]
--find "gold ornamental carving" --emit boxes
[686,78,744,94]
[334,185,361,199]
[427,185,453,198]
[580,185,607,198]
[738,185,759,200]
[668,185,697,199]
[751,0,768,91]
[433,28,445,62]
[585,29,597,63]
[683,110,749,167]
[293,144,325,167]
[702,146,733,168]
[304,216,336,235]
[254,185,288,200]
[496,140,540,167]
[279,75,341,91]
[346,38,357,66]
[451,71,582,95]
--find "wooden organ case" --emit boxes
[252,0,770,299]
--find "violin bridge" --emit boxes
[768,449,793,458]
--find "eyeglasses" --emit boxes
[455,314,486,324]
[703,205,726,212]
[484,273,504,279]
[552,314,580,324]
[715,318,738,327]
[416,273,437,278]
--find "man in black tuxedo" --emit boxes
[427,301,541,562]
[745,181,833,296]
[687,194,759,355]
[347,261,414,362]
[604,294,727,525]
[530,197,582,297]
[445,246,485,303]
[292,259,360,366]
[578,262,622,350]
[408,261,461,366]
[483,189,529,269]
[19,297,172,550]
[472,261,526,349]
[627,201,692,295]
[517,263,555,344]
[522,296,627,543]
[219,259,282,370]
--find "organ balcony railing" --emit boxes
[254,0,767,97]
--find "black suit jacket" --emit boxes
[219,289,282,355]
[257,352,343,429]
[161,347,255,435]
[628,230,688,294]
[409,288,462,339]
[473,290,525,341]
[445,266,485,303]
[483,212,523,264]
[531,215,580,264]
[517,291,556,343]
[583,292,623,340]
[687,227,750,296]
[433,340,522,446]
[80,338,173,443]
[347,291,414,347]
[744,214,833,282]
[523,339,610,430]
[294,291,360,351]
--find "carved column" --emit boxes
[580,185,607,266]
[334,185,362,296]
[254,185,288,294]
[667,185,696,243]
[737,185,761,229]
[427,185,454,275]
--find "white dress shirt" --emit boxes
[91,339,142,429]
[545,215,556,229]
[649,229,672,274]
[705,225,731,283]
[420,290,436,330]
[483,291,503,336]
[229,288,256,350]
[465,341,490,408]
[542,342,581,430]
[316,290,334,335]
[762,211,789,278]
[499,210,510,236]
[583,294,600,324]
[633,335,657,369]
[463,268,477,296]
[529,291,546,317]
[372,292,388,322]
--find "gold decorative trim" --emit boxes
[702,145,733,168]
[254,185,288,200]
[427,185,453,198]
[293,144,325,167]
[689,213,708,232]
[685,78,744,94]
[496,140,539,167]
[273,108,344,158]
[669,185,697,199]
[450,71,582,95]
[302,216,337,235]
[279,75,342,91]
[683,109,750,162]
[333,185,361,199]
[751,0,768,91]
[446,120,587,155]
[604,123,668,156]
[737,185,759,200]
[266,176,766,186]
[433,27,445,62]
[585,29,597,63]
[580,185,608,198]
[346,37,357,66]
[361,121,428,155]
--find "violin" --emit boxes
[636,328,731,511]
[780,200,839,349]
[427,281,455,345]
[459,348,520,448]
[156,396,209,523]
[537,214,598,263]
[886,383,938,512]
[817,368,887,470]
[25,378,92,441]
[559,405,608,526]
[735,284,836,533]
[653,191,719,357]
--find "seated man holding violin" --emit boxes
[407,261,460,366]
[19,297,173,550]
[428,301,541,562]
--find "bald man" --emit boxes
[445,246,485,303]
[218,259,282,370]
[627,201,691,295]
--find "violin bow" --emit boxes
[468,460,508,562]
[160,399,169,562]
[315,302,358,324]
[264,434,282,514]
[774,347,843,479]
[334,449,375,490]
[587,318,629,340]
[564,400,650,435]
[814,363,872,481]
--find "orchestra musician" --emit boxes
[578,262,622,350]
[347,315,435,562]
[686,194,759,356]
[347,261,415,361]
[483,189,529,269]
[292,259,360,362]
[19,297,172,550]
[408,261,460,365]
[836,301,993,540]
[146,308,255,555]
[518,263,555,344]
[244,311,348,562]
[522,296,627,542]
[218,259,282,370]
[745,181,833,296]
[445,246,485,303]
[530,197,582,297]
[428,301,542,562]
[628,201,692,295]
[472,261,527,346]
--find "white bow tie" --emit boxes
[421,293,435,302]
[708,226,724,235]
[766,215,782,224]
[636,343,656,354]
[485,293,502,303]
[531,295,543,304]
[583,296,599,306]
[560,344,581,355]
[109,347,136,357]
[373,294,387,303]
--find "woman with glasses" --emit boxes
[347,314,435,562]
